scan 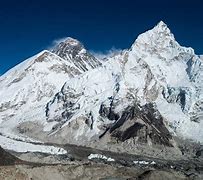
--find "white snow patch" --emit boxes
[88,153,115,162]
[150,161,156,165]
[133,160,156,165]
[0,135,67,155]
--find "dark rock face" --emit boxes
[85,112,94,130]
[52,37,102,72]
[162,87,190,111]
[0,146,21,165]
[111,122,145,142]
[99,103,119,121]
[101,103,173,147]
[190,100,203,123]
[46,85,82,123]
[109,106,135,133]
[196,149,203,158]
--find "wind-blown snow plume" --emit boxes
[90,47,122,60]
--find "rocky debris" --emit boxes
[13,151,73,164]
[0,162,200,180]
[136,170,192,180]
[0,141,202,179]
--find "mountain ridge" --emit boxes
[0,21,202,160]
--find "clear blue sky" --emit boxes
[0,0,203,74]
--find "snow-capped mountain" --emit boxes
[0,21,202,158]
[52,37,102,71]
[0,38,101,153]
[44,21,203,157]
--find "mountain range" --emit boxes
[0,21,202,160]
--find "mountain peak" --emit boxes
[156,20,167,28]
[131,21,195,59]
[51,37,101,72]
[153,20,171,35]
[51,37,85,58]
[61,37,81,47]
[52,37,83,52]
[131,21,177,54]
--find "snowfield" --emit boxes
[88,153,115,162]
[0,135,67,154]
[133,160,156,165]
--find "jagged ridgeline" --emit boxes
[0,21,202,159]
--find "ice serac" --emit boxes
[52,37,102,72]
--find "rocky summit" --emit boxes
[0,21,202,179]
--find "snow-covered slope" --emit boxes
[45,21,203,147]
[0,39,101,153]
[0,21,202,158]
